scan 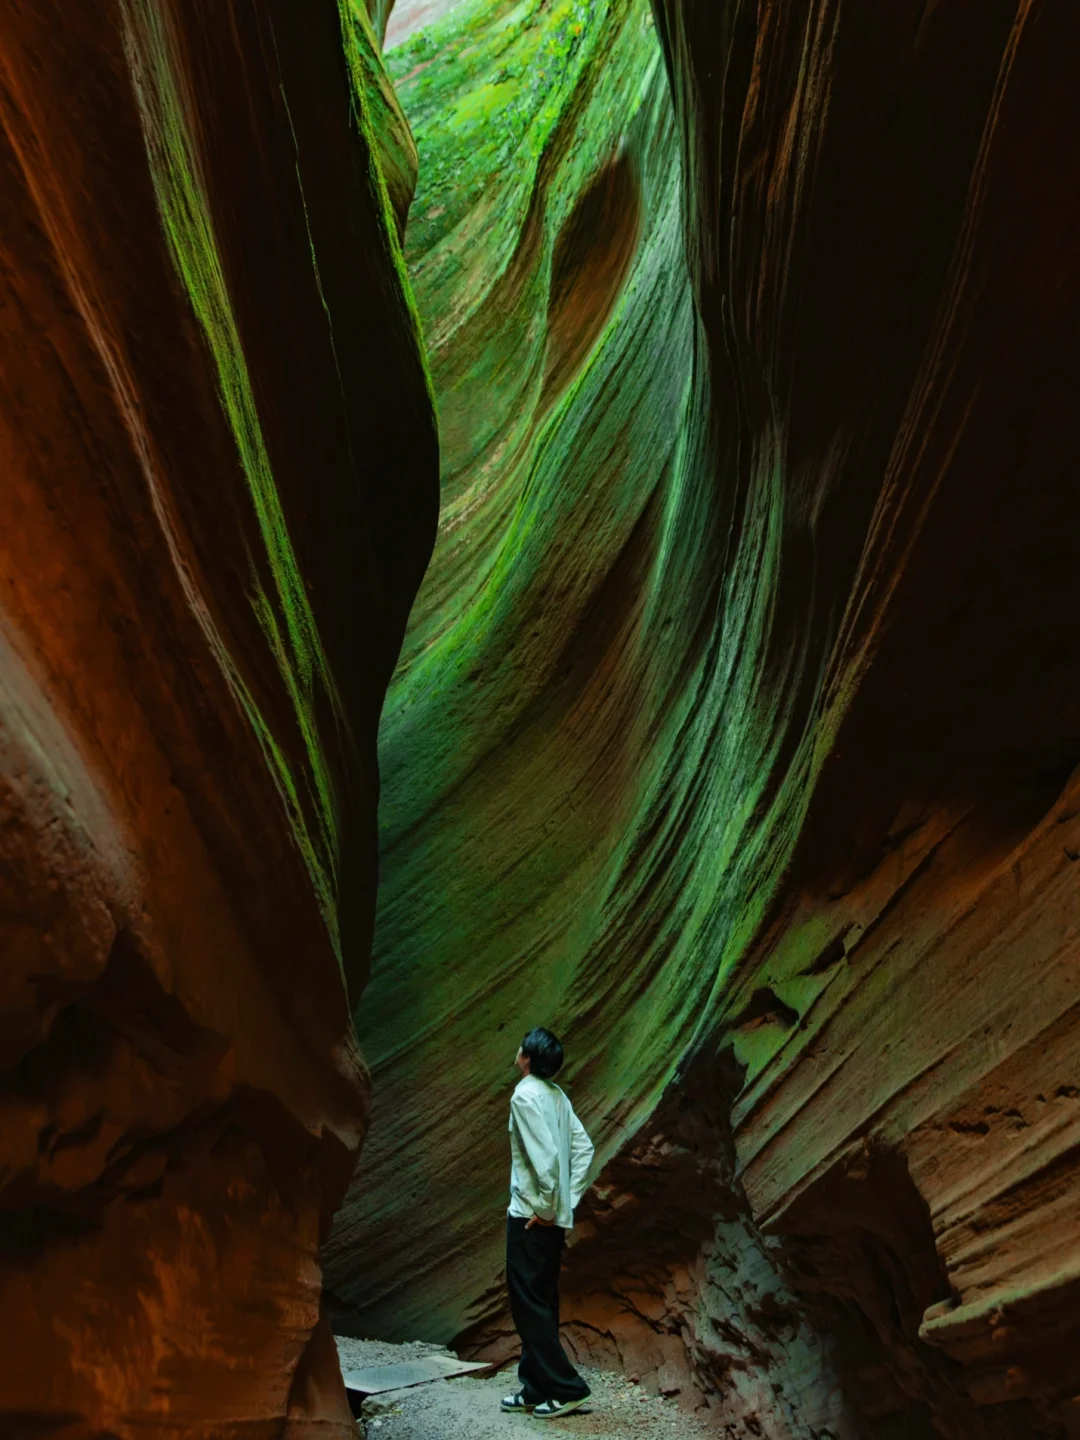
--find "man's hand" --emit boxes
[525,1215,555,1229]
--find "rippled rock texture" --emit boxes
[328,1,1080,1435]
[0,1,436,1433]
[324,0,700,1341]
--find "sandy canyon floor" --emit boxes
[337,1339,720,1440]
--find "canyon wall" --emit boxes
[643,1,1080,1432]
[328,1,1080,1436]
[324,0,708,1342]
[0,1,436,1434]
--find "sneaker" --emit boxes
[501,1392,536,1413]
[533,1397,588,1420]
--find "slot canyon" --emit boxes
[1,0,1078,1436]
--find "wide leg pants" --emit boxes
[505,1216,590,1404]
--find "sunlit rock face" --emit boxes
[323,0,706,1343]
[329,0,1080,1434]
[0,1,436,1434]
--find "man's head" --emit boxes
[516,1027,564,1080]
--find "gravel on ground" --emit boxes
[335,1339,718,1440]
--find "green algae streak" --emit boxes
[334,0,863,1342]
[118,0,430,963]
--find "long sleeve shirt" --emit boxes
[508,1073,595,1231]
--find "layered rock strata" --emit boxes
[0,1,436,1433]
[324,0,700,1342]
[650,1,1080,1432]
[329,0,1080,1435]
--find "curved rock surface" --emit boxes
[0,1,436,1434]
[649,2,1080,1432]
[328,1,1080,1435]
[324,0,701,1342]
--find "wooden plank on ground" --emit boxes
[341,1355,492,1395]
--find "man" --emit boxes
[501,1027,595,1421]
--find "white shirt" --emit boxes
[508,1073,595,1231]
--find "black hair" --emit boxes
[521,1027,564,1079]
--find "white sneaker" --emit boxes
[501,1392,536,1413]
[533,1396,588,1419]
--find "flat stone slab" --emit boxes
[341,1355,492,1395]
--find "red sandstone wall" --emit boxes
[0,1,436,1433]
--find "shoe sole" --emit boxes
[533,1398,587,1420]
[501,1403,536,1413]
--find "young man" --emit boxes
[501,1027,595,1421]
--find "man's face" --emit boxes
[515,1046,529,1076]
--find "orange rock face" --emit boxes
[0,1,436,1433]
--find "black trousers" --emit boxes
[505,1216,590,1404]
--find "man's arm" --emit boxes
[511,1091,559,1223]
[569,1109,595,1211]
